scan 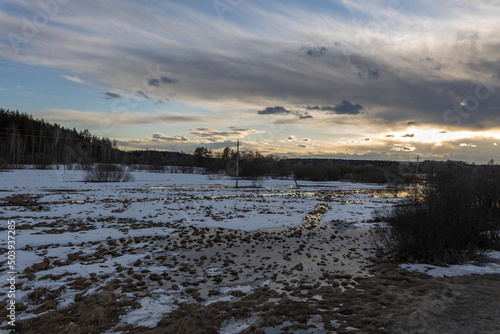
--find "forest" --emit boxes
[0,109,192,168]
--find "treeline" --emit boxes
[0,109,124,166]
[0,109,199,168]
[192,146,411,184]
[3,108,496,185]
[192,146,497,184]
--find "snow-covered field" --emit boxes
[1,168,499,333]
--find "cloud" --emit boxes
[161,76,178,84]
[257,106,291,115]
[147,76,178,87]
[189,127,263,143]
[299,113,313,119]
[136,91,151,99]
[61,75,85,84]
[402,134,415,138]
[391,144,416,152]
[302,138,311,142]
[258,106,313,120]
[357,65,380,80]
[297,144,308,148]
[37,109,222,126]
[310,100,364,115]
[386,135,394,137]
[459,143,477,147]
[147,78,160,87]
[368,68,380,79]
[287,135,296,141]
[348,137,371,144]
[103,92,121,99]
[407,121,416,125]
[152,133,189,141]
[300,46,327,57]
[3,0,500,162]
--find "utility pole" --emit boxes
[415,155,420,198]
[235,140,240,188]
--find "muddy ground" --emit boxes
[8,229,499,334]
[130,259,500,334]
[2,187,499,333]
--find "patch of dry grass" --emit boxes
[16,293,137,334]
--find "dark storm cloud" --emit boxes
[300,46,327,57]
[103,92,121,99]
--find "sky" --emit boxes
[1,0,500,162]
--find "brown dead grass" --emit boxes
[16,293,137,334]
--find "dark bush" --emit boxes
[375,168,500,264]
[83,164,135,182]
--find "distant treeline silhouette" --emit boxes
[3,108,492,185]
[0,108,193,167]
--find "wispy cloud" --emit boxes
[38,109,222,126]
[104,92,121,99]
[188,127,263,143]
[61,75,85,84]
[152,133,189,141]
